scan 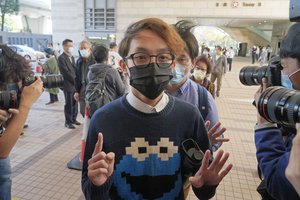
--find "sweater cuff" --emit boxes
[254,122,277,131]
[90,176,113,196]
[192,184,218,200]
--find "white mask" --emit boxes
[67,47,74,54]
[193,69,206,81]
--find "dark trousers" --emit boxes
[49,93,58,102]
[252,53,256,64]
[63,91,78,124]
[227,58,233,71]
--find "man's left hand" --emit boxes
[189,149,233,188]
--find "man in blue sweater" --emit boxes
[81,18,233,200]
[255,23,300,200]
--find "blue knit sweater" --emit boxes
[255,127,299,200]
[82,94,216,200]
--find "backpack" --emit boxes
[197,84,208,120]
[85,68,110,118]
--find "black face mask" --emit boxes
[129,63,173,99]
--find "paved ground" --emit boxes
[11,56,262,200]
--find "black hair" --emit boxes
[93,44,108,63]
[174,20,198,60]
[109,42,117,49]
[215,45,222,51]
[62,39,73,46]
[279,24,300,68]
[0,45,32,87]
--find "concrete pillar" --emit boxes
[51,0,85,53]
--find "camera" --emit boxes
[239,56,282,86]
[257,86,300,129]
[0,91,19,110]
[22,73,64,89]
[0,74,64,110]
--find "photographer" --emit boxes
[286,123,300,196]
[0,45,43,200]
[254,23,300,200]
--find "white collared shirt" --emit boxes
[126,91,169,113]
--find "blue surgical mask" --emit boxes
[170,64,186,85]
[281,72,293,89]
[79,49,90,58]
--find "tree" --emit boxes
[0,0,19,31]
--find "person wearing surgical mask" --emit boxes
[165,20,229,198]
[254,23,300,200]
[58,39,80,129]
[166,20,229,151]
[74,40,95,117]
[191,55,216,98]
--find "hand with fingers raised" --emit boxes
[205,121,229,145]
[87,133,115,186]
[189,149,233,188]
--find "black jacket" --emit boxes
[58,52,76,92]
[87,63,127,101]
[75,56,95,93]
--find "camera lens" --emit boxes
[41,75,64,88]
[258,86,300,127]
[0,91,18,110]
[239,66,268,86]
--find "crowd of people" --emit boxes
[1,17,300,200]
[251,44,273,66]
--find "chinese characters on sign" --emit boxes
[216,1,262,8]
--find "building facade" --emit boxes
[51,0,291,53]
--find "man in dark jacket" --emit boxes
[211,46,227,97]
[74,40,95,117]
[86,44,128,118]
[58,39,80,129]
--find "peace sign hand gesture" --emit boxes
[87,133,115,186]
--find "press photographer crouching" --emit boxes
[253,23,300,200]
[0,44,43,200]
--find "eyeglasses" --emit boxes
[125,52,175,68]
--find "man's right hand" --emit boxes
[74,92,79,101]
[88,133,115,186]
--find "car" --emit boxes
[8,45,37,62]
[8,45,38,71]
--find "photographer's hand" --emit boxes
[0,109,19,126]
[0,78,43,158]
[189,149,233,188]
[254,77,269,124]
[74,92,79,101]
[205,121,229,145]
[285,123,300,195]
[19,77,43,110]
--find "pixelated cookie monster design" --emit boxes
[113,137,182,200]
